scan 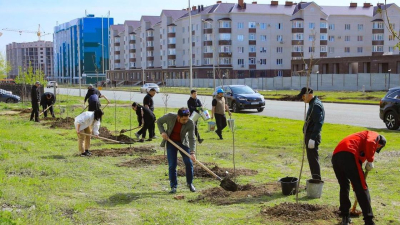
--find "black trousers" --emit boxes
[332,151,374,224]
[137,118,155,139]
[42,103,54,117]
[30,101,39,122]
[194,121,201,140]
[304,133,321,180]
[215,113,227,135]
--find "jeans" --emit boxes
[166,142,193,188]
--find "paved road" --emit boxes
[48,88,385,129]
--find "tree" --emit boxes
[14,62,46,85]
[380,1,400,49]
[0,52,12,80]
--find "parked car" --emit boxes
[47,81,58,88]
[380,87,400,130]
[212,85,265,112]
[140,83,160,93]
[0,89,20,103]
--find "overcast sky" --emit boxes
[0,0,396,53]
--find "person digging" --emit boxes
[84,84,109,110]
[332,131,386,225]
[74,109,104,157]
[211,88,231,140]
[131,102,156,142]
[40,92,56,118]
[157,107,196,193]
[187,89,204,144]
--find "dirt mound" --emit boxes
[278,95,301,101]
[49,117,75,129]
[261,202,338,224]
[118,155,168,167]
[99,127,135,143]
[13,108,32,113]
[190,183,280,205]
[90,146,156,157]
[178,165,258,178]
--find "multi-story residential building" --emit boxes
[54,14,114,84]
[6,41,54,79]
[107,0,400,84]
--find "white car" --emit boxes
[140,83,160,93]
[47,81,58,88]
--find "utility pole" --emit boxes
[189,0,193,90]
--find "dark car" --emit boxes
[213,85,265,113]
[0,89,20,103]
[379,87,400,130]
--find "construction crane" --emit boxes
[2,24,52,41]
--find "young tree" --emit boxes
[0,52,12,80]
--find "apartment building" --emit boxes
[6,41,54,79]
[54,14,114,84]
[107,0,400,84]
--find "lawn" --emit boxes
[0,96,399,225]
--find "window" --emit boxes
[204,22,212,29]
[357,36,363,41]
[357,47,363,53]
[183,49,186,55]
[147,51,154,56]
[237,35,244,41]
[183,38,185,44]
[168,38,176,44]
[249,33,256,40]
[167,26,176,33]
[238,22,244,29]
[249,22,256,28]
[292,21,303,28]
[219,33,231,40]
[260,59,266,65]
[147,30,154,37]
[249,58,256,64]
[320,22,327,28]
[308,47,315,53]
[389,46,394,52]
[277,47,283,53]
[320,34,327,40]
[345,47,350,53]
[204,34,212,41]
[182,27,185,33]
[238,47,244,53]
[204,46,212,53]
[168,59,176,66]
[249,45,256,52]
[293,33,303,40]
[389,23,396,30]
[345,24,350,30]
[373,34,384,41]
[238,58,244,65]
[277,71,283,77]
[293,45,303,52]
[329,36,335,42]
[276,59,283,65]
[389,35,395,41]
[329,24,335,30]
[358,24,363,31]
[320,46,327,52]
[277,35,283,42]
[219,58,231,65]
[309,23,315,29]
[220,45,231,53]
[261,23,267,29]
[373,22,384,29]
[373,45,383,52]
[196,24,199,30]
[276,23,282,29]
[345,36,350,41]
[260,35,267,41]
[309,35,315,41]
[219,21,231,28]
[329,47,334,53]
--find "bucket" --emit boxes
[200,109,211,121]
[279,177,298,196]
[190,111,201,122]
[306,179,324,199]
[227,119,235,132]
[208,121,216,132]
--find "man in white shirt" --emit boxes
[74,109,104,156]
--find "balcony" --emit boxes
[292,40,304,45]
[114,42,120,46]
[167,33,176,38]
[372,40,384,45]
[147,57,154,61]
[129,49,136,53]
[146,36,154,41]
[204,53,213,58]
[168,44,176,48]
[146,47,154,51]
[192,42,195,47]
[372,52,384,56]
[114,51,120,55]
[292,52,302,57]
[249,28,256,33]
[204,41,212,46]
[192,30,195,35]
[320,40,327,45]
[320,52,327,57]
[249,52,256,57]
[372,29,384,34]
[129,40,135,44]
[249,40,256,45]
[168,55,176,59]
[292,28,304,33]
[320,28,327,33]
[219,40,231,45]
[219,28,232,33]
[204,29,213,34]
[129,58,136,62]
[219,52,232,57]
[114,59,120,63]
[249,65,256,69]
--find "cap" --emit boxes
[88,84,93,88]
[149,88,156,92]
[376,135,386,153]
[217,89,224,94]
[297,87,313,98]
[35,81,41,85]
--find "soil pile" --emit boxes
[190,183,280,205]
[90,146,156,157]
[118,155,168,167]
[50,117,74,129]
[14,108,32,114]
[261,202,337,224]
[178,165,258,178]
[99,127,135,143]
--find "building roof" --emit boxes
[180,3,234,19]
[231,3,296,15]
[162,10,187,20]
[124,20,140,28]
[110,24,124,32]
[141,16,161,26]
[322,6,374,17]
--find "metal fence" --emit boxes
[0,84,44,102]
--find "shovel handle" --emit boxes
[121,126,142,133]
[167,138,222,181]
[39,105,52,116]
[351,171,369,213]
[102,102,109,110]
[79,132,122,143]
[80,105,88,114]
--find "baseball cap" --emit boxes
[297,87,313,98]
[217,89,224,94]
[377,135,386,153]
[35,81,41,85]
[88,84,93,88]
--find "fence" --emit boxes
[166,73,400,91]
[0,84,44,102]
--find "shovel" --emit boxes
[120,126,142,134]
[80,105,88,114]
[167,138,238,192]
[350,171,369,217]
[39,105,53,116]
[79,132,134,144]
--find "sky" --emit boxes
[0,0,396,53]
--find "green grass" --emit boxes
[0,96,399,224]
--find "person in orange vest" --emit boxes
[332,131,386,225]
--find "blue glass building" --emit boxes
[54,14,114,84]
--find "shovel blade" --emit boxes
[220,177,238,192]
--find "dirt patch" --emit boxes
[190,183,280,205]
[90,146,156,157]
[118,155,168,167]
[178,165,258,178]
[278,95,302,101]
[12,108,32,114]
[379,151,400,158]
[338,96,381,101]
[0,110,20,116]
[261,202,338,224]
[99,127,135,143]
[42,117,57,121]
[49,117,75,129]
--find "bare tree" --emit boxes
[380,1,400,49]
[162,93,170,114]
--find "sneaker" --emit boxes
[135,132,140,139]
[138,139,144,143]
[169,187,177,194]
[146,138,152,142]
[198,139,204,144]
[187,184,196,192]
[80,152,88,157]
[85,150,92,156]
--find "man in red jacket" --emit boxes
[332,131,386,225]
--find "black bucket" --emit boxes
[279,177,298,195]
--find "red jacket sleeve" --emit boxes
[365,131,379,162]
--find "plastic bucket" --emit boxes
[208,121,216,132]
[227,119,235,132]
[200,109,211,121]
[306,179,324,199]
[190,111,201,122]
[279,177,298,196]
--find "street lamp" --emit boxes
[388,69,391,89]
[316,71,319,91]
[202,19,216,90]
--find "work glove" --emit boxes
[365,162,374,171]
[308,139,315,149]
